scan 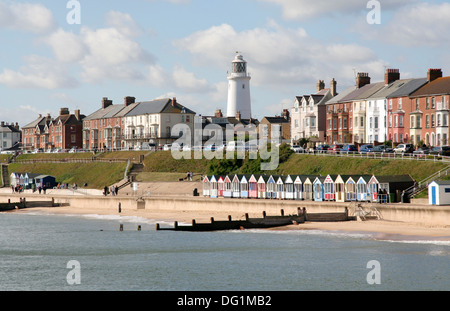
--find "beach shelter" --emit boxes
[428,180,450,205]
[284,175,294,200]
[344,176,358,202]
[323,175,336,201]
[34,175,56,189]
[202,176,210,197]
[313,176,325,201]
[257,175,268,199]
[266,175,276,199]
[231,174,241,198]
[303,177,314,200]
[372,175,415,203]
[223,175,232,198]
[294,176,303,200]
[356,176,370,201]
[209,175,218,198]
[276,176,285,199]
[240,175,249,198]
[248,174,258,198]
[217,176,225,197]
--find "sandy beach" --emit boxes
[14,202,450,241]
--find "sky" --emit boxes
[0,0,449,126]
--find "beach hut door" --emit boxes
[431,186,436,205]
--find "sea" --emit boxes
[0,211,448,292]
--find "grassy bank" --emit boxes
[9,162,128,189]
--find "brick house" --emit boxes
[259,110,291,144]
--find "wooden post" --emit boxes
[156,223,160,230]
[280,209,284,216]
[192,219,196,226]
[137,225,141,231]
[175,221,178,229]
[262,211,266,218]
[119,224,123,231]
[245,213,249,221]
[210,217,214,223]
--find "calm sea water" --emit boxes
[0,212,448,291]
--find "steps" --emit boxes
[407,165,450,198]
[1,164,9,188]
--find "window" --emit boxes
[432,114,435,127]
[399,98,403,110]
[399,115,403,127]
[410,116,414,128]
[374,117,378,129]
[389,99,392,110]
[426,98,429,110]
[432,97,435,109]
[389,115,392,127]
[369,117,373,129]
[360,117,364,128]
[426,115,430,128]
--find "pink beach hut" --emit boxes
[248,174,258,198]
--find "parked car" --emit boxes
[394,143,414,153]
[429,146,450,156]
[340,144,358,154]
[372,145,393,153]
[359,144,373,153]
[329,144,344,153]
[413,147,430,155]
[290,145,304,153]
[316,144,330,153]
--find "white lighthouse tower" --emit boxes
[226,53,252,119]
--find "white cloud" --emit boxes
[0,55,78,89]
[0,1,56,33]
[172,65,212,92]
[174,22,386,91]
[379,2,450,47]
[259,0,417,20]
[105,11,145,37]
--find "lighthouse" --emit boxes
[226,53,252,119]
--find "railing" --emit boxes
[404,165,450,198]
[293,149,450,163]
[12,158,129,164]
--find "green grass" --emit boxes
[9,162,128,189]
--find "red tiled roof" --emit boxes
[410,77,450,97]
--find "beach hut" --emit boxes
[356,176,370,201]
[284,175,294,200]
[23,173,39,190]
[323,175,336,201]
[231,175,241,198]
[10,172,20,187]
[344,176,358,202]
[313,176,325,201]
[240,175,249,198]
[276,176,285,199]
[257,175,268,199]
[266,175,276,199]
[223,175,232,198]
[248,174,258,199]
[334,175,347,202]
[293,176,303,200]
[303,177,314,200]
[210,175,218,198]
[217,176,225,197]
[428,180,450,205]
[202,176,210,197]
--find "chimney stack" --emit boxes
[124,96,136,106]
[385,69,400,85]
[60,108,70,116]
[74,109,81,121]
[356,72,371,88]
[317,80,325,92]
[427,68,442,83]
[330,78,337,96]
[172,97,177,107]
[282,109,290,120]
[102,97,113,109]
[236,111,241,121]
[1,121,4,127]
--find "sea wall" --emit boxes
[55,195,450,226]
[1,193,449,226]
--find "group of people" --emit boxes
[104,184,119,196]
[12,184,47,194]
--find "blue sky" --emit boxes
[0,0,449,126]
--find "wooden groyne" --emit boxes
[0,197,57,212]
[156,207,354,232]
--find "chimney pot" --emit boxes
[330,78,337,96]
[102,97,113,109]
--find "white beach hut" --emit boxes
[428,180,450,205]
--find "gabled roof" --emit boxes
[340,82,385,102]
[386,78,428,98]
[126,98,196,116]
[410,77,450,97]
[261,116,290,124]
[368,79,415,100]
[22,116,47,129]
[326,86,357,105]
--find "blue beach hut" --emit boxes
[240,175,249,198]
[266,175,276,199]
[357,176,370,201]
[313,176,325,201]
